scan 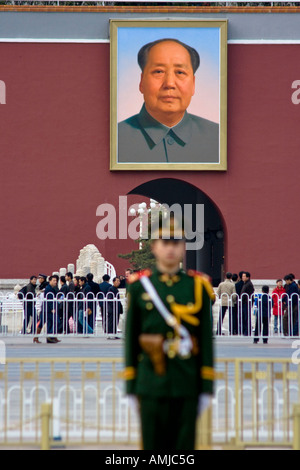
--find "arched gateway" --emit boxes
[129,178,226,287]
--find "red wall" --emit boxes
[0,43,299,279]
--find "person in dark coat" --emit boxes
[283,274,299,336]
[99,274,111,295]
[77,277,94,335]
[253,286,273,344]
[18,276,37,334]
[235,272,245,297]
[33,274,48,343]
[240,272,255,336]
[119,275,126,289]
[86,273,101,296]
[37,274,48,294]
[235,271,245,335]
[39,276,61,344]
[86,273,100,326]
[99,274,111,333]
[58,276,69,334]
[65,272,75,331]
[106,277,123,339]
[65,272,75,294]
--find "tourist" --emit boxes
[272,279,285,334]
[253,285,272,344]
[65,272,75,293]
[86,273,100,326]
[106,277,123,339]
[231,273,239,334]
[99,274,111,333]
[216,272,236,335]
[18,275,37,335]
[77,277,94,335]
[283,274,299,336]
[35,276,61,344]
[240,272,255,336]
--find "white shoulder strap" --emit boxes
[140,276,193,356]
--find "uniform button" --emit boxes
[166,136,175,145]
[166,295,175,304]
[142,293,151,301]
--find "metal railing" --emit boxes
[214,292,300,340]
[1,291,299,339]
[0,357,300,449]
[0,292,126,338]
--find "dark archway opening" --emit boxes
[129,178,226,287]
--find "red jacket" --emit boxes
[272,286,286,316]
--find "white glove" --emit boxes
[128,395,139,415]
[197,394,212,416]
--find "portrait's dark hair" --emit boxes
[232,274,238,282]
[138,38,200,74]
[60,276,66,284]
[86,273,94,281]
[225,272,232,280]
[113,277,120,283]
[30,275,37,281]
[276,279,282,284]
[103,274,110,282]
[239,271,245,279]
[245,272,251,279]
[80,276,87,283]
[66,272,73,279]
[262,285,269,294]
[284,274,293,282]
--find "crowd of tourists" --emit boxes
[17,268,300,344]
[216,271,300,343]
[17,269,133,344]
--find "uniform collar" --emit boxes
[137,104,193,146]
[153,266,184,285]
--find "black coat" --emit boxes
[88,280,101,297]
[77,283,93,312]
[18,282,36,315]
[99,281,111,296]
[107,286,123,315]
[241,280,255,303]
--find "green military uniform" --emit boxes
[124,266,215,450]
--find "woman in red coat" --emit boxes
[272,279,286,334]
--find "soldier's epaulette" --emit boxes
[187,269,209,281]
[127,269,152,285]
[187,270,215,301]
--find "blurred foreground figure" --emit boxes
[124,216,215,450]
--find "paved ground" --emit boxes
[0,335,297,361]
[0,335,297,451]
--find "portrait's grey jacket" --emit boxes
[118,104,219,164]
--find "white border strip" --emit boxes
[0,38,110,43]
[228,39,300,44]
[1,38,300,44]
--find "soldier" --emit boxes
[124,216,215,450]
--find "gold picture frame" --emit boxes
[110,19,227,171]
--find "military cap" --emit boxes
[150,213,186,241]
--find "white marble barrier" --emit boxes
[75,244,106,283]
